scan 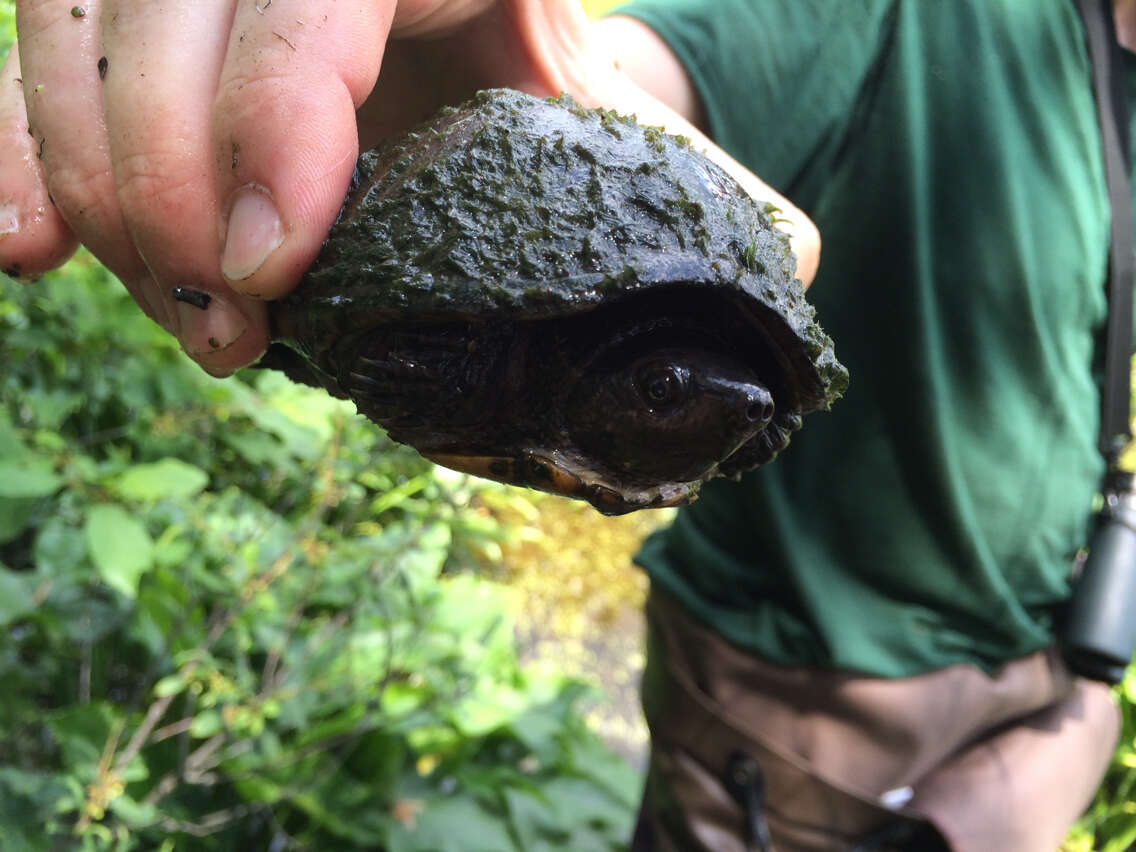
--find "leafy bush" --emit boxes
[0,261,638,850]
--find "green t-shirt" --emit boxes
[618,0,1132,676]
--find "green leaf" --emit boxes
[387,795,518,852]
[189,709,222,738]
[0,767,72,852]
[107,793,161,829]
[0,567,37,626]
[152,675,186,698]
[537,775,634,837]
[84,504,154,598]
[234,776,284,804]
[248,407,323,460]
[503,786,571,850]
[45,703,118,776]
[34,518,87,577]
[0,410,22,458]
[567,735,641,809]
[114,458,209,501]
[397,523,452,596]
[450,683,530,738]
[0,459,62,498]
[0,497,40,545]
[153,531,193,569]
[1103,818,1136,852]
[222,431,291,468]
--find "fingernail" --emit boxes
[0,201,18,237]
[221,185,283,284]
[174,289,249,357]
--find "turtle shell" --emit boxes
[265,89,847,514]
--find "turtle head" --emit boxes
[420,341,777,515]
[563,345,775,486]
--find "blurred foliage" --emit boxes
[0,9,648,850]
[582,0,626,17]
[490,493,666,755]
[0,261,640,850]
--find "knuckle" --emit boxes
[113,148,201,219]
[214,70,292,126]
[44,159,117,231]
[13,1,63,42]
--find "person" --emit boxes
[0,1,1127,849]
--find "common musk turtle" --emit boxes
[262,89,847,514]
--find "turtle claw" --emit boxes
[357,355,438,382]
[345,371,399,411]
[347,371,386,392]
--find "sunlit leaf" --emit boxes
[84,503,154,598]
[189,710,222,739]
[0,459,62,498]
[152,675,186,699]
[114,458,209,501]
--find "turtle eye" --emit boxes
[635,364,689,411]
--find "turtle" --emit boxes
[258,89,848,515]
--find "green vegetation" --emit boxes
[0,258,641,850]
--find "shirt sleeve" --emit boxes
[609,0,897,206]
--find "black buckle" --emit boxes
[851,819,951,852]
[723,751,775,852]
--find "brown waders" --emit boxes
[631,589,1120,852]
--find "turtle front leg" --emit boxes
[338,323,508,432]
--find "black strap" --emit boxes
[722,752,774,852]
[1076,0,1135,462]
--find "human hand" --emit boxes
[0,1,819,376]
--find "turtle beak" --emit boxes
[696,374,775,451]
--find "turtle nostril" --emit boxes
[746,400,774,423]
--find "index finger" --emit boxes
[212,0,392,300]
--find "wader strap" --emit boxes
[1075,0,1134,459]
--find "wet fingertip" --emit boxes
[190,330,270,379]
[196,360,238,379]
[3,263,40,285]
[175,290,251,358]
[0,201,18,238]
